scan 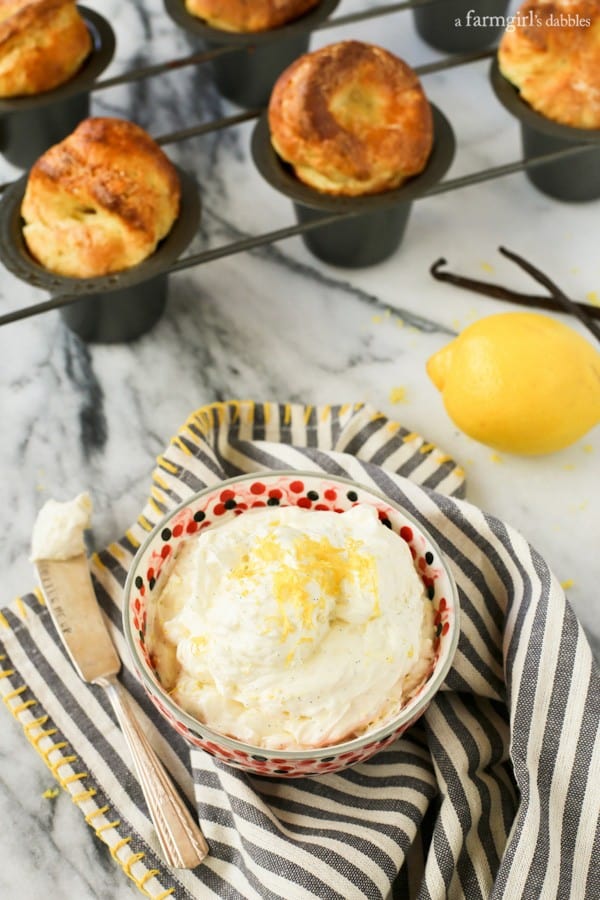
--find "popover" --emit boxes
[268,41,434,196]
[184,0,321,32]
[498,0,600,129]
[0,0,91,97]
[21,117,181,278]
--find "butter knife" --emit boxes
[35,554,209,869]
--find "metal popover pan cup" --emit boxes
[490,57,600,203]
[0,8,115,170]
[251,104,456,268]
[0,166,201,343]
[163,0,340,109]
[413,0,510,53]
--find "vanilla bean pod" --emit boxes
[498,247,600,342]
[430,257,600,328]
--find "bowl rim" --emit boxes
[0,8,115,113]
[250,104,456,212]
[123,470,461,760]
[162,0,341,45]
[489,57,600,144]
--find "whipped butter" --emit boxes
[30,493,92,561]
[150,504,434,750]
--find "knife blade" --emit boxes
[35,553,209,869]
[36,556,120,682]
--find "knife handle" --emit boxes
[97,675,209,869]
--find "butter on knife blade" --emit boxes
[31,494,209,869]
[31,493,119,683]
[30,492,93,562]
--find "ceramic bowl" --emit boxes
[123,471,460,777]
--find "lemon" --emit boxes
[426,312,600,455]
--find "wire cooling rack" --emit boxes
[0,0,595,327]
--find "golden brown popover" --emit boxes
[498,0,600,128]
[21,118,181,278]
[268,41,434,197]
[0,0,91,97]
[184,0,321,32]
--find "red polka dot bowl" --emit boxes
[123,471,460,776]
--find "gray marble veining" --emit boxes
[0,1,598,897]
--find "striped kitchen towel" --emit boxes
[0,400,598,900]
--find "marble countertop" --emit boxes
[1,1,598,897]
